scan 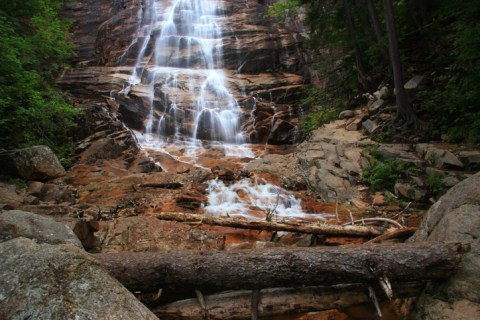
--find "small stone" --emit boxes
[443,176,460,187]
[27,181,44,196]
[362,119,378,133]
[373,192,386,206]
[439,150,464,168]
[411,176,425,187]
[368,99,385,115]
[404,75,425,90]
[346,118,362,131]
[338,110,355,120]
[459,151,480,166]
[378,86,389,99]
[394,182,427,201]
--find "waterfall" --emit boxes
[125,0,248,156]
[119,0,316,220]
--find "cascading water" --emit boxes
[120,0,328,221]
[204,178,332,221]
[124,0,247,157]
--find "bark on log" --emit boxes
[154,212,384,237]
[153,283,424,320]
[95,242,464,295]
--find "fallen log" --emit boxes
[152,282,424,320]
[95,242,464,295]
[154,212,384,237]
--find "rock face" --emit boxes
[296,121,364,202]
[0,146,66,180]
[0,210,82,248]
[0,237,158,320]
[409,172,480,319]
[59,0,306,145]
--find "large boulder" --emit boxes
[409,171,480,319]
[0,146,66,180]
[0,237,158,320]
[0,210,82,248]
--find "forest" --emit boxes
[0,0,77,159]
[270,0,480,144]
[1,0,479,158]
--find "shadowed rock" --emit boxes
[0,237,158,320]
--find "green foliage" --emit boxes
[425,171,446,198]
[418,2,480,143]
[9,178,27,191]
[268,0,480,143]
[268,0,300,23]
[0,0,78,158]
[362,158,414,191]
[295,86,341,137]
[299,107,339,137]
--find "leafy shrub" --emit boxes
[425,171,446,198]
[362,158,414,191]
[267,0,300,23]
[299,106,339,138]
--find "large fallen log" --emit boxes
[95,242,464,295]
[154,212,384,237]
[152,283,424,319]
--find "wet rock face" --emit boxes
[0,238,158,320]
[62,0,141,66]
[60,0,306,144]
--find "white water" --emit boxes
[204,178,332,221]
[122,0,320,220]
[123,0,247,156]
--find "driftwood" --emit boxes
[95,242,464,296]
[154,212,384,237]
[153,282,424,319]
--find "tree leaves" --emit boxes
[0,0,78,157]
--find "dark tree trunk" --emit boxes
[419,0,428,26]
[343,0,368,87]
[367,0,389,63]
[95,242,464,296]
[382,0,419,127]
[367,0,384,43]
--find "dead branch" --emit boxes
[367,227,417,244]
[154,212,384,237]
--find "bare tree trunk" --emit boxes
[153,283,424,320]
[153,212,383,237]
[382,0,419,127]
[95,242,464,296]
